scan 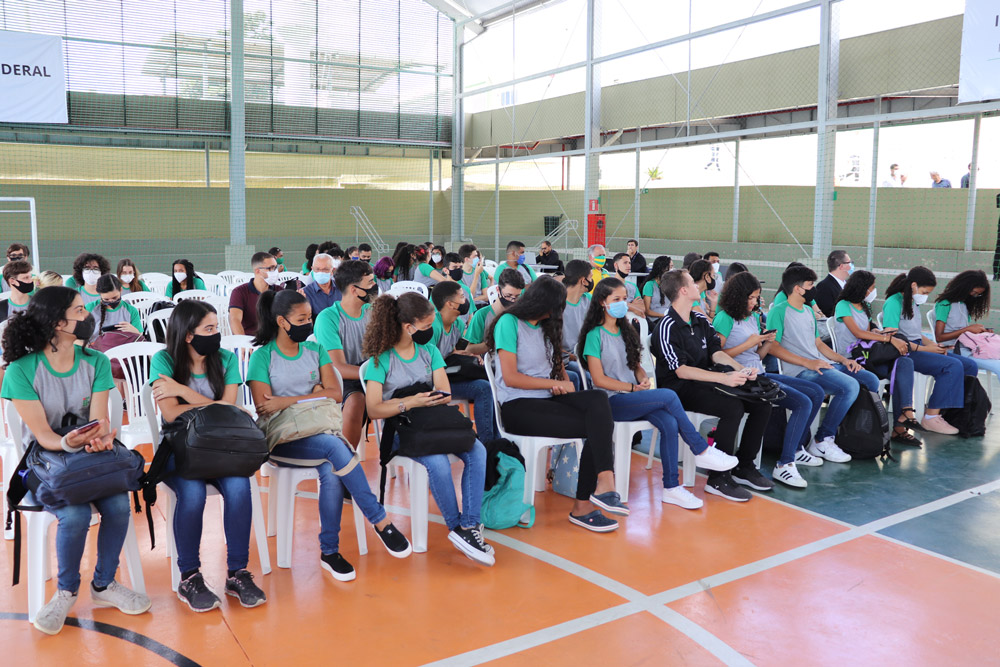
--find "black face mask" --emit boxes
[705,277,717,292]
[583,279,595,292]
[499,294,518,308]
[802,287,817,303]
[285,321,313,343]
[191,332,221,356]
[455,300,470,316]
[73,313,96,341]
[356,284,379,303]
[12,280,33,294]
[102,299,121,310]
[616,268,629,279]
[411,326,434,345]
[448,268,464,281]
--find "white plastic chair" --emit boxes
[220,335,257,417]
[486,284,499,305]
[141,384,270,590]
[198,274,229,298]
[145,309,174,345]
[626,312,656,376]
[388,281,429,299]
[219,270,251,286]
[142,275,171,295]
[6,397,146,623]
[122,292,173,328]
[483,259,498,275]
[275,272,302,285]
[483,353,584,506]
[103,342,165,449]
[172,289,215,303]
[1,398,18,540]
[262,364,367,567]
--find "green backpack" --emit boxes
[481,451,535,530]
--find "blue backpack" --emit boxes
[481,452,534,530]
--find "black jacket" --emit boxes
[652,306,721,390]
[814,274,843,318]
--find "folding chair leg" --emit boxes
[645,434,657,470]
[523,450,538,507]
[534,448,548,492]
[27,513,57,622]
[409,464,429,553]
[266,468,278,538]
[613,430,633,503]
[249,477,271,575]
[352,500,368,556]
[164,491,181,592]
[276,472,296,569]
[122,515,146,596]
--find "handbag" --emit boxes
[257,397,344,454]
[707,364,786,403]
[163,403,270,480]
[444,353,488,382]
[90,330,145,379]
[957,331,1000,360]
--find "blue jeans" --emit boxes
[958,347,1000,380]
[868,355,915,420]
[271,433,387,555]
[50,492,131,593]
[906,350,967,411]
[451,380,497,443]
[607,389,708,489]
[764,373,826,465]
[796,363,879,440]
[164,456,252,573]
[398,436,487,530]
[948,350,980,376]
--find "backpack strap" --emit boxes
[138,440,175,550]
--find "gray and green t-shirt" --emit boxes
[1,347,115,445]
[363,343,445,400]
[642,279,669,320]
[492,313,555,404]
[149,348,242,400]
[712,309,765,372]
[935,300,970,348]
[562,293,591,358]
[413,262,440,288]
[314,302,371,366]
[881,292,924,343]
[769,301,823,378]
[247,339,330,397]
[833,300,870,357]
[85,299,143,341]
[464,305,500,345]
[582,325,633,396]
[431,312,466,358]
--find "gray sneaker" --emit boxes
[91,580,152,615]
[33,589,77,635]
[177,572,221,612]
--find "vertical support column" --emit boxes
[732,138,741,243]
[429,151,435,243]
[866,100,881,271]
[965,113,982,252]
[494,161,501,261]
[633,144,641,241]
[226,0,251,270]
[811,0,840,263]
[582,0,602,244]
[205,142,211,187]
[450,22,465,244]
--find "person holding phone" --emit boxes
[1,286,151,634]
[363,292,494,565]
[85,274,143,341]
[248,290,412,583]
[714,272,827,488]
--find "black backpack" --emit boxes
[836,389,892,460]
[941,376,992,438]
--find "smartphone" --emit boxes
[762,329,777,335]
[429,390,451,398]
[455,338,469,351]
[73,419,101,434]
[101,324,120,333]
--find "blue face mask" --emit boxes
[516,255,526,265]
[848,262,855,274]
[312,271,332,285]
[470,257,480,268]
[606,301,628,319]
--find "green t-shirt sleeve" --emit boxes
[430,314,444,348]
[712,310,735,338]
[464,308,488,344]
[582,327,603,360]
[935,300,951,323]
[148,350,174,384]
[305,340,331,367]
[770,304,787,343]
[882,295,902,329]
[428,345,446,371]
[194,277,206,291]
[64,276,79,289]
[220,349,243,385]
[246,346,272,385]
[834,300,853,323]
[127,303,143,331]
[363,351,390,384]
[89,351,115,392]
[527,265,538,281]
[138,280,149,291]
[418,263,434,278]
[85,300,98,314]
[314,307,342,351]
[0,357,39,400]
[165,282,175,297]
[493,265,503,283]
[479,271,488,290]
[493,314,519,353]
[642,281,655,298]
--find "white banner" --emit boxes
[959,1,1000,104]
[0,29,67,123]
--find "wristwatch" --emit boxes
[398,401,407,415]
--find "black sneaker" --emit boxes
[177,572,221,612]
[374,522,413,558]
[730,465,774,491]
[704,473,752,502]
[320,552,356,582]
[448,526,496,566]
[224,569,267,608]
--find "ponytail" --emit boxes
[252,289,309,347]
[885,266,936,320]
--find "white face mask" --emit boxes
[864,287,878,303]
[711,262,720,273]
[264,270,280,286]
[331,259,342,270]
[431,253,442,263]
[173,272,188,283]
[82,269,100,286]
[912,293,929,305]
[120,273,134,284]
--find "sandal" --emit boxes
[898,410,923,432]
[891,426,923,446]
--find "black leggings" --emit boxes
[674,382,771,478]
[501,390,615,501]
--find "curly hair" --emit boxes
[936,269,992,320]
[884,266,936,321]
[485,277,566,379]
[576,277,641,372]
[718,271,761,322]
[839,270,876,321]
[3,286,92,364]
[362,293,435,367]
[392,243,416,281]
[71,252,110,286]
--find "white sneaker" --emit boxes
[662,485,704,509]
[794,448,823,467]
[694,446,738,472]
[91,580,152,615]
[772,462,807,488]
[33,589,77,635]
[807,436,852,463]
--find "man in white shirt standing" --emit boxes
[880,163,906,188]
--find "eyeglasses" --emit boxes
[260,265,279,272]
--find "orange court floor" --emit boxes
[3,425,1000,666]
